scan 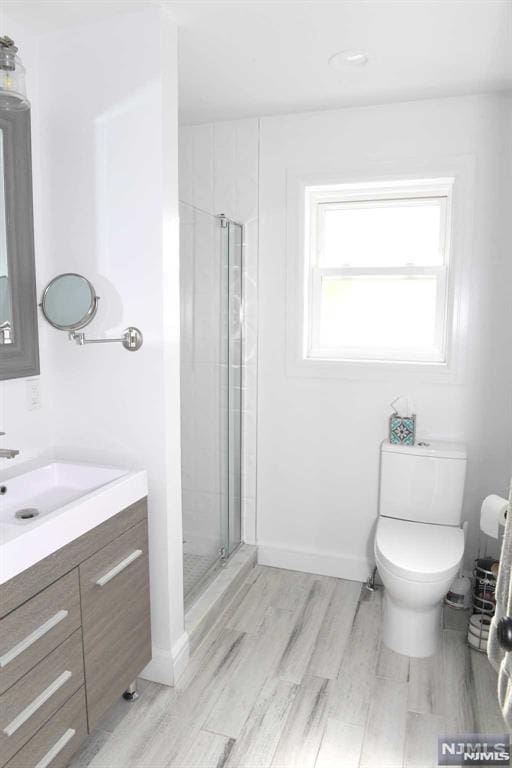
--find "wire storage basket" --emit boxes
[468,529,503,653]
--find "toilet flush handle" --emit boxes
[497,616,512,652]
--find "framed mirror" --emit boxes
[0,107,39,380]
[41,273,99,331]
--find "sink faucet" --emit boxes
[0,432,19,459]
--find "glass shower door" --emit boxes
[180,203,242,605]
[226,221,242,555]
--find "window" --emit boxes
[304,179,453,364]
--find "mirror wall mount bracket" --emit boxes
[68,326,143,352]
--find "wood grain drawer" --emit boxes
[0,570,81,695]
[0,629,84,766]
[5,686,87,768]
[80,519,151,730]
[0,499,148,619]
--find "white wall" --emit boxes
[257,94,512,577]
[0,6,184,685]
[179,119,259,544]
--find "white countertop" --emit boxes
[0,460,148,584]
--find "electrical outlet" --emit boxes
[26,378,41,411]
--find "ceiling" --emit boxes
[171,0,512,124]
[2,1,154,35]
[3,1,512,125]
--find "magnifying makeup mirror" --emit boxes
[40,273,143,351]
[41,273,98,331]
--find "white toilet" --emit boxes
[375,439,467,658]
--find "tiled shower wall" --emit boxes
[179,119,259,545]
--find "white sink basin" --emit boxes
[0,461,147,584]
[0,463,127,526]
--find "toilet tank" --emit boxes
[379,439,467,526]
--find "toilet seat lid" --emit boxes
[375,517,464,582]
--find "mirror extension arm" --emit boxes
[69,327,143,352]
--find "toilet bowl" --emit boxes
[375,439,467,658]
[375,516,464,657]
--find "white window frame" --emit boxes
[285,160,475,382]
[305,180,453,364]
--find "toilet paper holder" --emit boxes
[480,495,509,540]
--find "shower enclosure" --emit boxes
[180,201,242,606]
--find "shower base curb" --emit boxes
[184,544,257,658]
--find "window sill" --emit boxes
[286,354,458,383]
[307,349,446,364]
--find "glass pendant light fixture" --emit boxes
[0,36,29,110]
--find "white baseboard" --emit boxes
[171,631,190,682]
[139,646,174,686]
[257,542,370,582]
[139,632,190,687]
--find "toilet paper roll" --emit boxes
[469,614,492,639]
[467,630,488,652]
[480,494,509,539]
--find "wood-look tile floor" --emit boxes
[70,566,505,768]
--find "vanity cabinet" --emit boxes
[5,688,88,768]
[0,570,81,695]
[1,631,84,765]
[80,519,151,730]
[0,498,151,768]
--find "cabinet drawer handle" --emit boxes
[3,670,72,737]
[95,549,143,587]
[33,727,76,768]
[0,610,69,669]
